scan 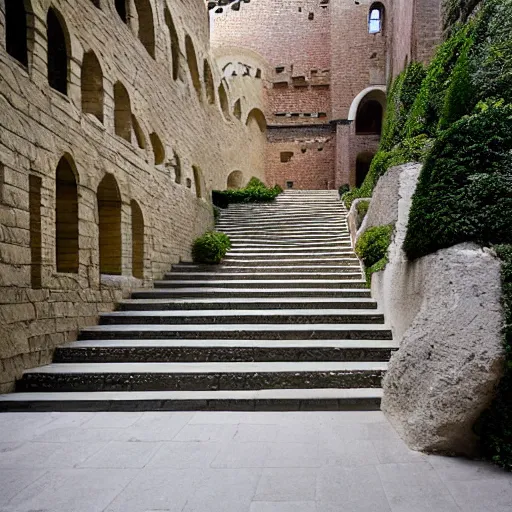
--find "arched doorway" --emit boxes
[355,152,375,188]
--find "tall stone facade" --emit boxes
[211,0,443,190]
[0,0,266,391]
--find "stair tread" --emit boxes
[120,298,377,305]
[82,323,391,332]
[0,388,383,402]
[23,361,389,374]
[101,308,381,318]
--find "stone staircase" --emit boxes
[0,190,395,411]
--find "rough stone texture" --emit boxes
[360,163,506,456]
[0,0,266,391]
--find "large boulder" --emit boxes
[365,163,505,456]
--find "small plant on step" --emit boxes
[192,231,232,264]
[355,224,394,286]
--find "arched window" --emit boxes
[369,3,384,34]
[227,171,243,190]
[114,82,132,142]
[115,0,128,23]
[218,83,230,119]
[165,8,180,81]
[134,0,155,58]
[97,174,122,275]
[185,35,202,99]
[192,166,202,199]
[356,99,383,135]
[204,60,215,104]
[56,155,79,273]
[246,108,266,133]
[47,8,69,95]
[150,132,165,165]
[81,51,104,122]
[355,152,375,188]
[233,99,242,120]
[131,200,144,279]
[132,115,146,149]
[5,0,29,67]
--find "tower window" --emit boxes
[369,4,384,34]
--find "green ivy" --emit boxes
[355,224,394,285]
[480,245,512,471]
[192,231,232,264]
[405,23,473,139]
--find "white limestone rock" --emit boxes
[366,162,505,456]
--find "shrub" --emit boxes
[356,200,370,219]
[480,244,512,471]
[192,231,232,264]
[213,205,221,222]
[404,102,512,260]
[212,177,282,207]
[338,184,350,197]
[355,225,394,285]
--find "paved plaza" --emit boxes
[0,410,511,511]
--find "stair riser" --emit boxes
[99,313,385,325]
[153,281,367,289]
[54,347,396,364]
[132,290,372,299]
[171,265,362,272]
[17,370,385,392]
[118,301,378,311]
[0,397,381,412]
[78,328,392,341]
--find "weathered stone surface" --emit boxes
[347,198,371,247]
[364,163,505,456]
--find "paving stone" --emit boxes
[147,442,222,469]
[321,440,380,467]
[254,468,318,501]
[317,466,390,511]
[264,442,323,468]
[80,412,143,429]
[9,468,137,512]
[211,442,270,468]
[172,423,238,442]
[376,462,461,512]
[78,441,160,468]
[233,423,279,443]
[250,502,317,512]
[445,477,512,512]
[0,469,47,507]
[372,440,428,464]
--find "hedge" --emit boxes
[213,177,282,207]
[355,224,394,285]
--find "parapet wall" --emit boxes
[0,0,265,391]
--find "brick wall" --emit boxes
[0,0,266,391]
[266,125,336,190]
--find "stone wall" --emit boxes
[0,0,266,391]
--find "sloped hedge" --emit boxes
[355,224,394,285]
[403,101,512,260]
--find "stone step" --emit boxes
[228,245,352,251]
[220,230,350,237]
[17,361,387,392]
[220,258,360,266]
[118,297,378,311]
[162,272,363,281]
[223,252,356,259]
[54,339,397,363]
[132,287,372,299]
[217,219,346,227]
[78,323,392,341]
[99,309,384,325]
[171,264,362,272]
[0,388,383,412]
[229,241,352,247]
[153,279,367,289]
[227,238,351,245]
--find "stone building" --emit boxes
[0,0,442,391]
[0,0,266,392]
[211,0,442,189]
